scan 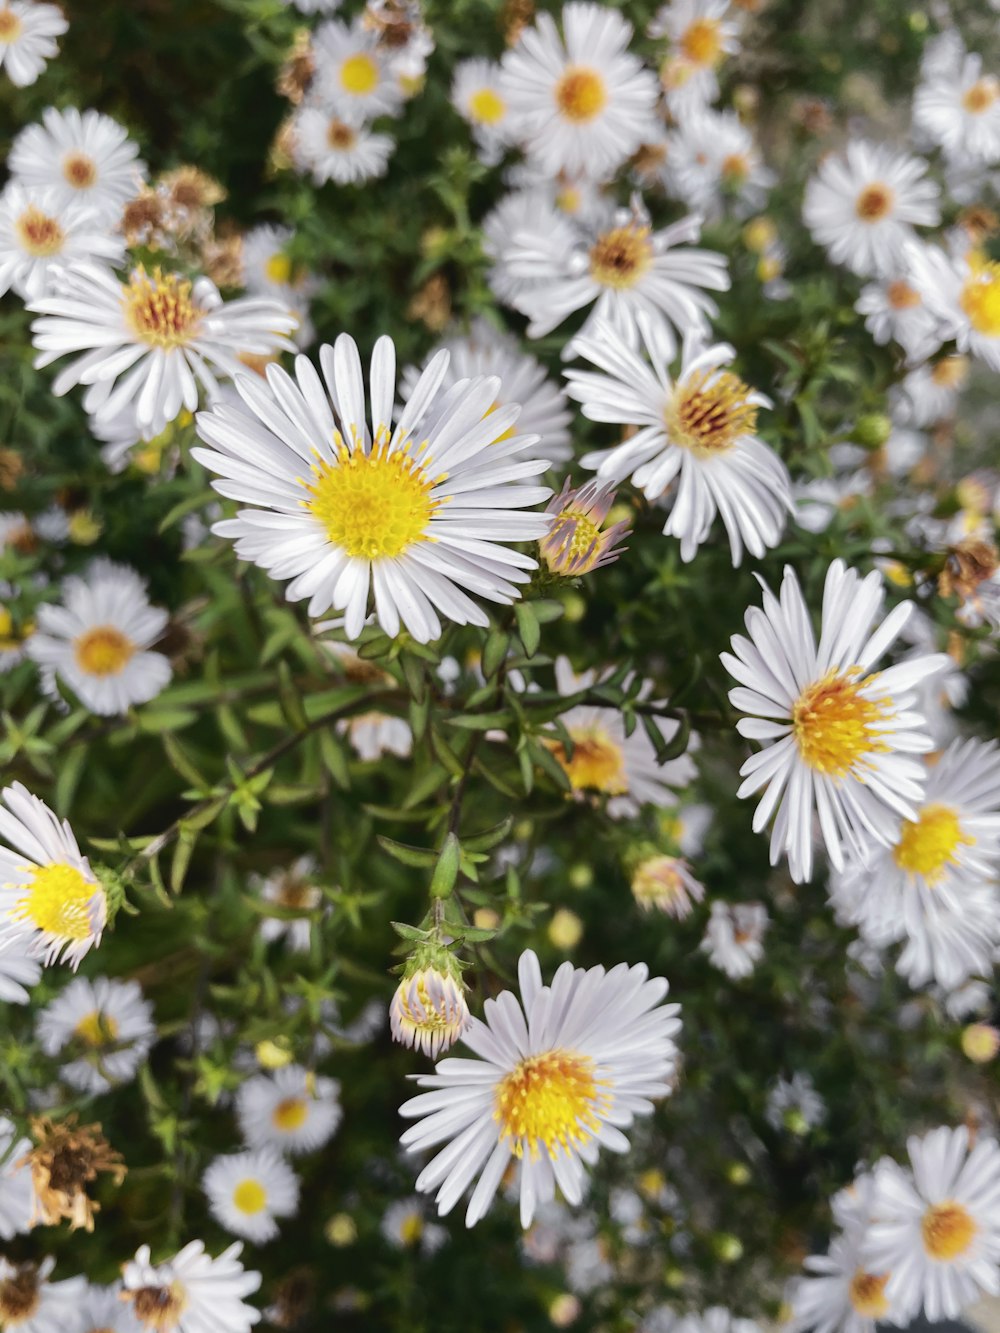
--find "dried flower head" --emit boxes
[160,166,226,213]
[406,273,451,331]
[939,538,999,602]
[24,1114,125,1231]
[201,229,245,290]
[277,29,315,105]
[540,478,631,577]
[121,187,167,249]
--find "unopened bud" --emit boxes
[962,1023,1000,1064]
[390,963,471,1059]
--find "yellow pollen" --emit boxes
[494,1048,606,1159]
[265,253,292,285]
[960,260,1000,337]
[931,355,969,388]
[74,1009,119,1047]
[327,118,357,150]
[0,9,23,40]
[848,1270,891,1317]
[13,862,96,941]
[560,511,602,565]
[122,268,202,350]
[554,66,607,123]
[887,279,921,309]
[305,444,438,560]
[62,152,98,190]
[468,87,506,124]
[73,624,136,677]
[922,1201,978,1260]
[399,1212,424,1246]
[893,803,973,882]
[962,77,999,116]
[273,1096,309,1132]
[792,669,890,777]
[589,224,653,290]
[15,206,65,258]
[340,52,379,95]
[549,725,627,795]
[667,370,758,456]
[680,17,723,66]
[233,1179,268,1214]
[855,183,895,222]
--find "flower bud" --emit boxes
[962,1023,1000,1064]
[390,962,471,1059]
[631,855,705,919]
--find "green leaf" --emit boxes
[481,628,510,679]
[377,835,438,868]
[514,601,541,656]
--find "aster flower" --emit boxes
[0,1118,34,1240]
[802,142,940,278]
[311,16,404,119]
[9,107,144,221]
[380,1197,447,1253]
[253,855,322,953]
[567,321,791,565]
[794,1228,899,1333]
[630,854,705,917]
[854,267,943,366]
[914,36,1000,168]
[452,59,515,165]
[30,262,298,436]
[906,242,1000,372]
[27,559,171,717]
[122,1242,261,1332]
[291,104,394,185]
[25,1114,125,1232]
[540,478,631,577]
[722,560,947,883]
[399,949,681,1228]
[891,355,969,427]
[36,975,156,1094]
[700,900,768,978]
[236,1064,342,1156]
[666,109,775,219]
[0,781,106,967]
[390,962,472,1058]
[766,1073,826,1133]
[0,2,67,88]
[499,3,659,180]
[202,1148,300,1244]
[0,185,123,303]
[0,1258,86,1333]
[192,333,552,643]
[650,0,741,113]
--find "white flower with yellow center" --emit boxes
[0,1257,86,1333]
[399,948,681,1228]
[30,262,298,436]
[794,1229,898,1333]
[803,142,940,279]
[830,738,1000,991]
[650,0,741,113]
[0,934,42,1004]
[891,355,969,428]
[9,107,144,222]
[567,321,790,564]
[0,781,106,968]
[311,17,404,119]
[0,1,66,88]
[122,1241,261,1333]
[864,1126,1000,1323]
[27,558,171,716]
[253,855,322,953]
[499,3,659,180]
[855,264,943,366]
[665,109,775,220]
[906,241,1000,373]
[192,333,552,643]
[631,854,705,918]
[291,103,395,186]
[700,900,767,978]
[242,224,309,299]
[494,197,729,360]
[914,36,1000,168]
[236,1064,342,1156]
[0,1117,34,1240]
[723,561,948,884]
[338,710,412,760]
[36,974,155,1094]
[451,59,514,165]
[390,965,472,1058]
[0,184,123,302]
[202,1149,300,1244]
[380,1197,447,1253]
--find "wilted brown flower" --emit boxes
[266,1268,317,1329]
[269,117,299,176]
[958,205,999,247]
[0,447,25,490]
[277,28,315,105]
[161,166,226,212]
[0,1262,43,1324]
[24,1114,125,1231]
[939,539,1000,603]
[406,273,451,331]
[122,187,166,248]
[201,229,245,290]
[501,0,534,44]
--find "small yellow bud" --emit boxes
[549,1294,581,1327]
[714,1233,744,1263]
[67,510,102,545]
[473,907,500,930]
[727,1162,752,1186]
[548,908,583,951]
[664,1266,686,1289]
[256,1038,293,1069]
[325,1213,358,1246]
[962,1023,1000,1064]
[567,864,593,890]
[743,216,777,254]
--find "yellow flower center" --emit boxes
[265,253,292,285]
[399,1211,424,1246]
[74,1009,120,1047]
[893,803,973,882]
[848,1270,891,1317]
[962,77,999,116]
[792,669,889,777]
[589,224,653,290]
[930,355,969,389]
[666,370,758,456]
[887,279,921,309]
[273,1096,309,1132]
[62,152,98,190]
[855,183,895,222]
[0,9,23,40]
[129,1283,188,1330]
[960,261,1000,336]
[304,444,439,560]
[327,118,358,150]
[15,206,65,258]
[680,18,723,66]
[921,1201,978,1260]
[721,152,750,184]
[494,1048,607,1159]
[13,862,97,941]
[73,624,136,677]
[232,1179,268,1214]
[123,268,202,350]
[549,725,628,795]
[340,52,379,95]
[468,87,506,124]
[554,66,607,123]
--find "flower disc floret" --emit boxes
[495,1049,607,1159]
[554,66,607,121]
[305,444,439,559]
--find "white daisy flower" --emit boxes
[252,855,322,953]
[864,1125,1000,1322]
[650,0,742,113]
[499,3,658,180]
[27,558,171,717]
[700,900,768,978]
[890,355,969,427]
[338,710,412,760]
[0,781,106,968]
[0,933,42,1003]
[451,59,515,165]
[906,242,1000,372]
[30,262,297,437]
[79,1284,144,1333]
[380,1197,447,1253]
[0,1258,86,1333]
[722,560,948,884]
[830,738,1000,991]
[0,1117,34,1240]
[914,38,1000,168]
[766,1073,826,1133]
[399,949,682,1228]
[291,103,394,186]
[802,142,940,278]
[547,655,697,819]
[9,107,144,222]
[36,974,155,1094]
[665,109,774,220]
[793,1225,900,1333]
[241,225,316,309]
[0,2,67,88]
[494,196,729,360]
[567,320,790,564]
[121,1241,261,1332]
[400,317,574,465]
[855,268,943,366]
[311,17,404,119]
[0,184,123,303]
[630,854,705,917]
[202,1148,300,1244]
[236,1064,342,1156]
[192,333,552,643]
